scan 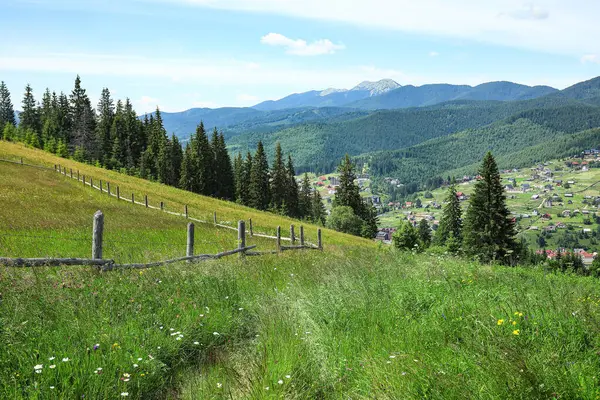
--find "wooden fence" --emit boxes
[1,158,325,269]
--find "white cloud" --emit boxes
[191,100,221,108]
[260,33,344,56]
[134,95,160,113]
[581,54,600,64]
[165,0,600,57]
[429,51,440,57]
[236,93,259,103]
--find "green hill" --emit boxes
[3,142,600,399]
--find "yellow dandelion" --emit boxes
[518,312,523,317]
[512,321,517,326]
[497,319,504,326]
[513,330,520,335]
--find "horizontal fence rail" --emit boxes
[0,158,323,251]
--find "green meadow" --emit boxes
[2,142,600,399]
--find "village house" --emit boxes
[556,222,567,229]
[574,249,597,266]
[544,225,556,232]
[565,193,574,197]
[562,210,571,217]
[531,194,540,200]
[521,183,531,192]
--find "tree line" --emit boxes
[0,77,359,228]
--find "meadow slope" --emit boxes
[1,142,600,399]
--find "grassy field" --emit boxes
[3,142,600,399]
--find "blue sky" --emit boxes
[1,0,600,113]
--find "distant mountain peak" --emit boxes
[320,88,348,96]
[351,79,401,96]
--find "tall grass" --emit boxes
[2,142,600,399]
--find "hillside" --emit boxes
[2,142,600,399]
[228,97,597,172]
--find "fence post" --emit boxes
[238,220,246,258]
[20,157,23,164]
[70,168,73,179]
[131,193,135,204]
[116,186,120,200]
[54,164,57,172]
[276,226,281,252]
[290,225,295,244]
[184,205,188,219]
[90,177,93,188]
[77,170,80,181]
[249,218,253,237]
[107,182,111,196]
[144,195,148,208]
[160,201,164,210]
[213,211,217,225]
[92,210,104,260]
[317,228,323,250]
[300,226,305,246]
[99,180,103,194]
[187,222,194,260]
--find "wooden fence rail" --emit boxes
[1,158,326,254]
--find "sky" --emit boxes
[1,0,600,113]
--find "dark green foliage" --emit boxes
[590,256,600,278]
[249,141,270,210]
[418,219,432,248]
[69,76,96,156]
[299,173,312,218]
[270,142,287,212]
[211,129,235,200]
[326,206,363,236]
[0,81,16,128]
[435,183,462,246]
[20,84,40,136]
[393,221,419,251]
[285,155,300,217]
[311,190,326,225]
[234,152,252,206]
[96,88,114,164]
[463,152,517,264]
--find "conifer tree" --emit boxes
[270,142,288,212]
[191,122,215,196]
[20,84,41,136]
[233,153,244,202]
[179,143,197,191]
[211,129,235,200]
[0,81,16,128]
[96,88,115,164]
[393,221,419,251]
[284,155,300,217]
[463,152,517,264]
[57,92,72,144]
[435,181,462,246]
[311,190,326,225]
[125,99,142,168]
[237,152,253,205]
[249,141,270,210]
[361,202,379,239]
[69,76,96,158]
[299,173,313,219]
[418,219,432,248]
[333,154,363,213]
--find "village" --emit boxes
[374,149,600,265]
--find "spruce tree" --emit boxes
[360,202,379,239]
[170,135,183,187]
[191,122,215,196]
[179,143,197,191]
[334,154,363,214]
[211,129,235,200]
[233,153,244,202]
[0,81,16,128]
[284,155,300,217]
[311,190,326,225]
[463,152,517,264]
[96,88,115,164]
[238,152,253,205]
[435,181,462,246]
[69,76,96,159]
[57,92,72,144]
[20,84,41,135]
[270,142,287,212]
[299,173,313,219]
[418,219,432,248]
[125,99,142,168]
[249,141,270,210]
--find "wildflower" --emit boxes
[217,382,222,388]
[513,330,520,335]
[49,365,56,369]
[170,331,181,336]
[238,308,244,311]
[213,332,220,336]
[386,361,392,364]
[48,357,55,361]
[121,393,129,397]
[512,321,517,326]
[278,380,284,385]
[176,337,182,341]
[169,328,175,331]
[93,344,100,351]
[497,319,504,326]
[95,368,103,375]
[225,296,229,299]
[159,326,163,330]
[285,375,291,379]
[50,386,55,389]
[133,364,139,368]
[194,342,200,345]
[62,358,70,362]
[112,343,120,349]
[121,373,131,382]
[140,373,145,377]
[137,358,142,361]
[389,355,396,359]
[265,387,270,391]
[34,364,43,373]
[401,372,407,376]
